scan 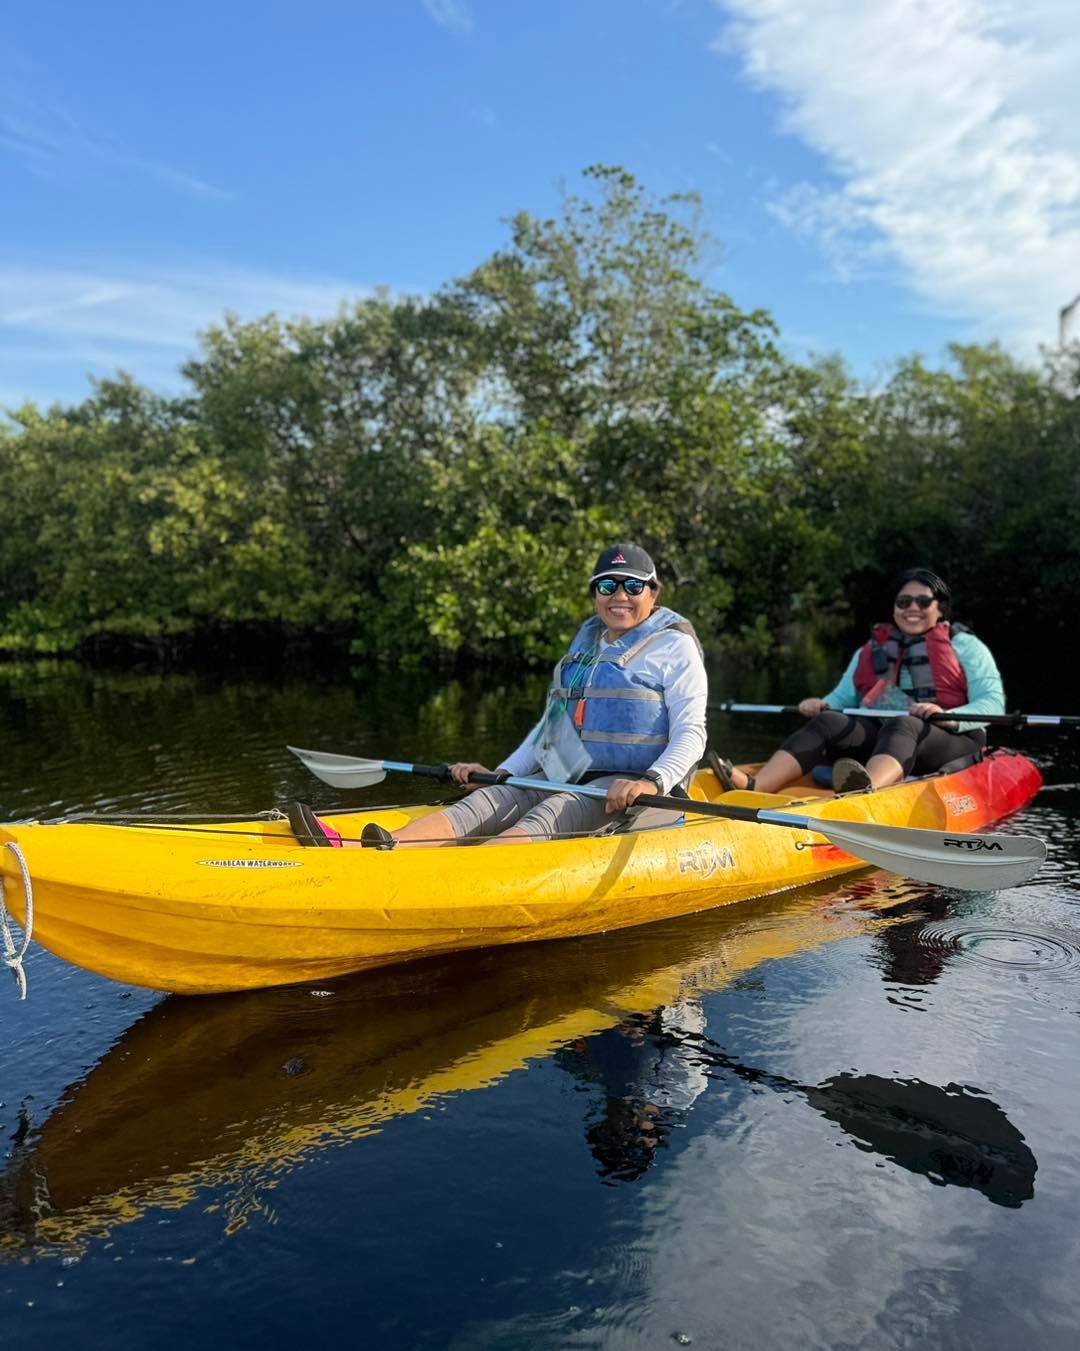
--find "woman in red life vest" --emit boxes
[728,567,1005,795]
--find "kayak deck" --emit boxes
[0,750,1042,994]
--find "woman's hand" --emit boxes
[798,697,828,717]
[911,702,956,729]
[605,777,659,813]
[448,761,496,790]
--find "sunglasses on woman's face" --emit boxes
[895,593,936,610]
[593,576,651,597]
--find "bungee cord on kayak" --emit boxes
[2,841,34,1000]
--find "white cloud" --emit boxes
[2,87,229,200]
[704,141,734,164]
[767,182,890,284]
[421,0,475,36]
[715,0,1080,352]
[0,260,372,406]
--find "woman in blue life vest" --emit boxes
[726,567,1005,795]
[291,543,709,848]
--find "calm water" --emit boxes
[2,660,1079,1350]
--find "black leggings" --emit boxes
[781,711,987,778]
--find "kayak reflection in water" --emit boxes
[725,566,1006,795]
[294,542,710,849]
[557,1000,711,1184]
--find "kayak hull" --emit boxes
[0,750,1042,994]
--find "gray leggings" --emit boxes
[441,776,683,840]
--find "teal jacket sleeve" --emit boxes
[945,632,1006,723]
[821,648,862,710]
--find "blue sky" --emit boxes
[4,0,1078,409]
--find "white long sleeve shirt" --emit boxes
[499,628,708,794]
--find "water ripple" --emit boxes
[922,924,1080,976]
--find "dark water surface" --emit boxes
[2,661,1079,1350]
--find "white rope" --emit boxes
[2,841,33,1000]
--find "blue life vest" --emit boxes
[550,607,701,774]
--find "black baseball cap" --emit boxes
[589,543,658,584]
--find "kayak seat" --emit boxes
[288,802,342,847]
[931,749,985,775]
[702,748,738,791]
[608,810,683,832]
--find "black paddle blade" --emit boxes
[805,1074,1037,1208]
[692,1036,1037,1207]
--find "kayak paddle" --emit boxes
[710,702,1080,727]
[286,746,1046,891]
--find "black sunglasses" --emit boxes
[895,593,937,610]
[592,576,654,597]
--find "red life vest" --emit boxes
[852,622,970,708]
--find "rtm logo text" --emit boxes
[943,838,1004,852]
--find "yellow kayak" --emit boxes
[0,750,1042,995]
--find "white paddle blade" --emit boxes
[814,817,1046,891]
[287,746,388,789]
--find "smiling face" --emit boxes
[893,581,942,636]
[593,577,659,637]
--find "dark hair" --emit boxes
[584,1097,668,1183]
[893,566,952,621]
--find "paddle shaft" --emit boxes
[376,759,718,817]
[711,703,1079,727]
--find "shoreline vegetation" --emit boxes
[2,166,1077,671]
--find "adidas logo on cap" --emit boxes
[589,542,658,584]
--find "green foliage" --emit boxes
[451,164,779,440]
[2,168,1078,669]
[854,343,1080,643]
[375,514,615,665]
